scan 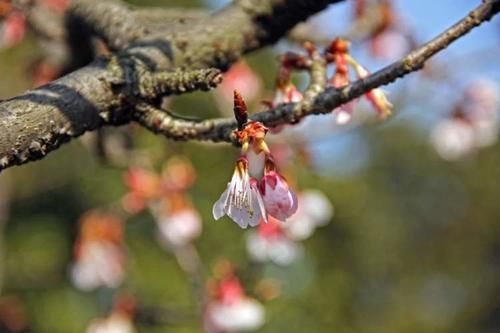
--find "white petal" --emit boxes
[254,187,268,224]
[213,186,230,220]
[158,210,202,246]
[208,299,265,331]
[227,199,261,229]
[247,149,265,179]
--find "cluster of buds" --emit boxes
[123,156,202,247]
[325,37,392,124]
[71,211,127,291]
[205,261,264,333]
[263,38,392,126]
[246,189,334,265]
[213,91,298,229]
[86,294,136,333]
[430,79,499,160]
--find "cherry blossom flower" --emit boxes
[213,91,298,228]
[123,157,203,246]
[213,157,267,229]
[430,117,475,160]
[259,158,298,222]
[71,212,126,291]
[160,156,197,192]
[205,270,265,333]
[325,38,393,123]
[122,168,161,214]
[349,59,392,118]
[284,190,334,241]
[261,53,304,134]
[272,83,303,106]
[155,158,202,246]
[327,41,356,123]
[430,80,499,160]
[246,218,301,265]
[156,202,202,247]
[86,313,135,333]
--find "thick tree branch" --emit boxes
[0,0,498,171]
[138,0,500,144]
[0,0,341,172]
[70,0,148,51]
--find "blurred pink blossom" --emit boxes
[0,11,25,47]
[246,218,301,265]
[71,212,126,291]
[205,273,265,333]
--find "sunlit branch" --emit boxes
[0,0,341,172]
[151,0,499,144]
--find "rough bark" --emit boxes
[0,0,499,172]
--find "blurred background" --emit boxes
[0,0,499,332]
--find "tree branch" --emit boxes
[0,0,498,172]
[138,0,500,144]
[0,0,342,172]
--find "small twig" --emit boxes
[140,68,222,98]
[136,0,499,144]
[292,44,328,120]
[133,104,234,141]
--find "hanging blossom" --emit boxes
[246,217,302,266]
[71,211,127,291]
[325,38,392,124]
[213,91,298,228]
[268,53,305,107]
[261,53,306,135]
[205,261,265,333]
[86,294,136,333]
[155,157,201,247]
[123,157,202,247]
[122,167,162,214]
[430,79,499,160]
